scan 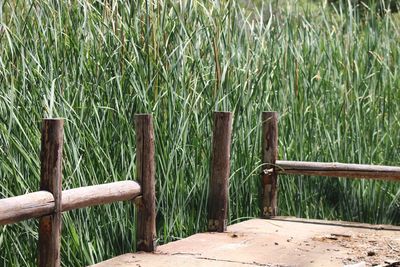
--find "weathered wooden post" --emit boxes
[260,112,278,218]
[38,119,64,267]
[135,114,156,252]
[207,112,233,232]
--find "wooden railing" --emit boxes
[0,181,141,225]
[273,160,400,181]
[0,114,156,267]
[259,111,400,218]
[205,111,400,229]
[2,111,400,266]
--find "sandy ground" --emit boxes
[91,218,400,267]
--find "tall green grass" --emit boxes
[0,0,399,265]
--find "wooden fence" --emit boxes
[259,111,400,218]
[0,114,156,267]
[206,111,400,226]
[1,111,400,266]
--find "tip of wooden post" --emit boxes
[213,112,233,120]
[134,114,153,124]
[134,114,153,123]
[262,112,279,121]
[43,118,64,121]
[213,111,232,114]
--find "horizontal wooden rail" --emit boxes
[0,181,141,225]
[0,191,55,225]
[62,180,141,211]
[273,160,400,181]
[1,115,156,266]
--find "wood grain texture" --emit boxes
[207,112,232,232]
[135,114,156,252]
[260,112,278,218]
[0,181,141,225]
[274,160,400,181]
[0,191,54,225]
[62,181,141,211]
[38,119,64,267]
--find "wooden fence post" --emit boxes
[38,119,64,267]
[207,112,233,232]
[135,114,156,252]
[260,112,278,218]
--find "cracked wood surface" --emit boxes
[91,218,400,267]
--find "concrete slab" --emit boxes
[91,218,400,267]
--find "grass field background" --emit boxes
[1,0,399,265]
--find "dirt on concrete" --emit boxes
[91,218,400,267]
